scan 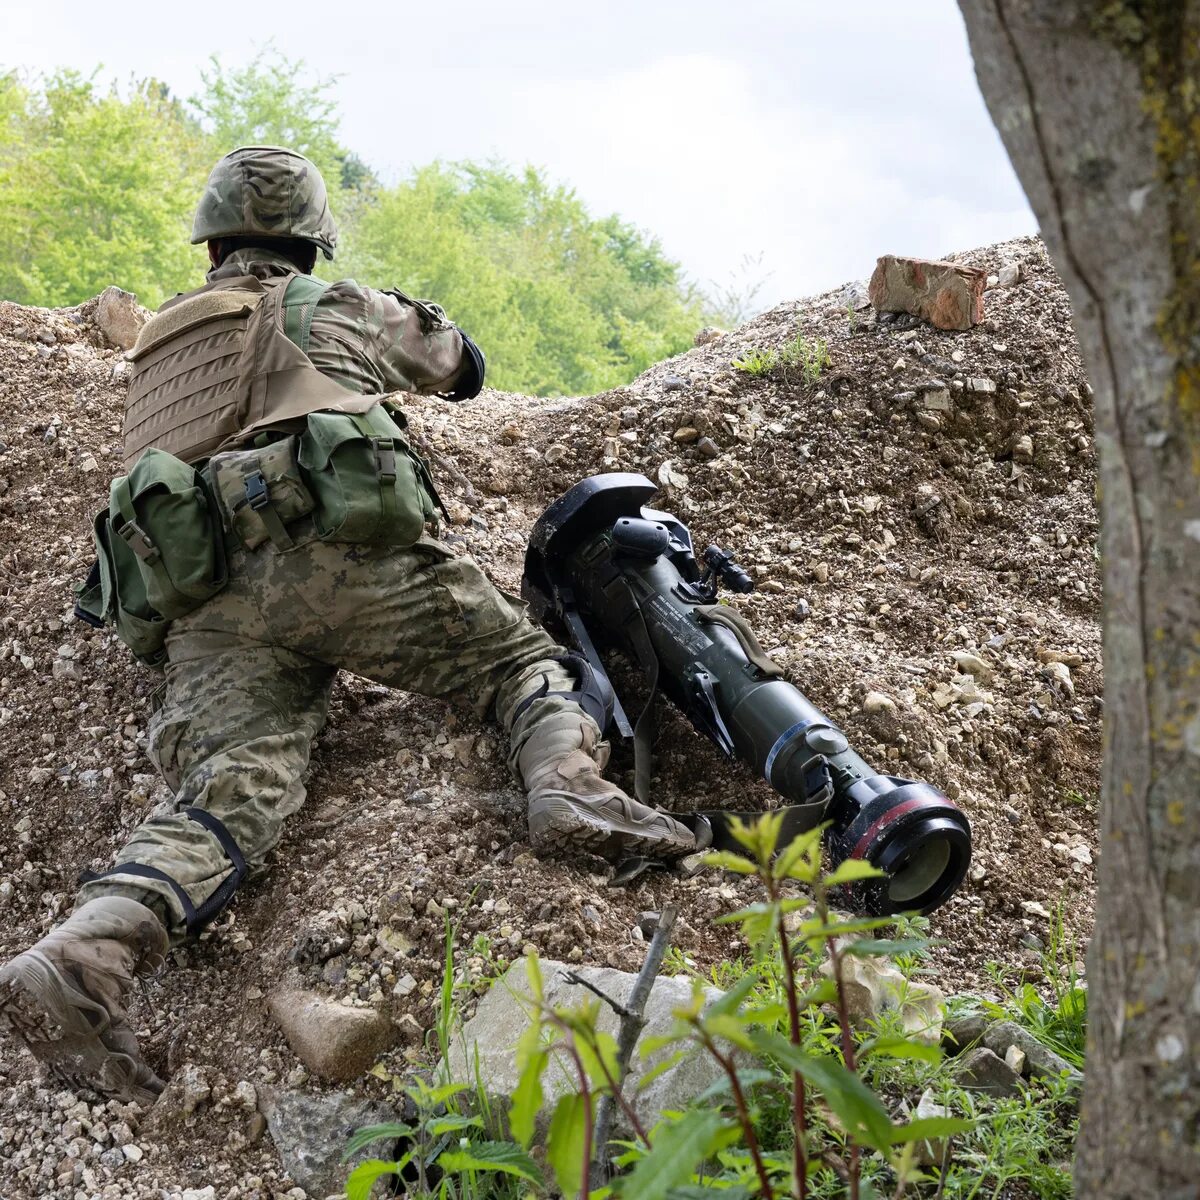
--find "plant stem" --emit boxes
[823,906,861,1200]
[767,878,808,1200]
[698,1028,775,1200]
[560,1037,594,1200]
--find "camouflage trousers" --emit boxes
[77,524,583,944]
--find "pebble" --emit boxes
[696,436,720,459]
[863,691,897,714]
[662,374,688,392]
[673,426,699,443]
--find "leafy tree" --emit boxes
[190,47,372,192]
[340,162,705,394]
[0,71,209,308]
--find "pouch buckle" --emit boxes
[116,518,161,565]
[373,439,397,483]
[244,470,270,511]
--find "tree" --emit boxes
[190,47,370,192]
[956,3,1199,1195]
[0,72,209,308]
[340,162,705,394]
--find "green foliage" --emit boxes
[0,71,209,308]
[190,47,368,192]
[733,333,830,385]
[0,54,706,396]
[339,161,705,394]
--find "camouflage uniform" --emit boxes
[78,247,590,944]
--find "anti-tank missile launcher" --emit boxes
[522,472,971,916]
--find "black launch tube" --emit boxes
[523,474,971,915]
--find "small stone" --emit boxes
[983,1021,1083,1085]
[122,1144,143,1163]
[696,436,720,459]
[863,691,897,714]
[94,286,149,351]
[952,652,993,681]
[392,973,418,998]
[694,326,725,346]
[918,388,952,412]
[793,598,811,621]
[951,349,965,363]
[812,562,829,584]
[965,377,996,394]
[673,426,700,444]
[953,1047,1023,1097]
[997,263,1021,287]
[1012,434,1034,462]
[268,988,395,1082]
[1005,1044,1027,1075]
[544,444,568,465]
[943,1011,988,1052]
[662,374,689,392]
[78,454,99,472]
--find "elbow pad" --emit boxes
[445,330,486,401]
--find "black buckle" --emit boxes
[244,471,270,511]
[374,439,397,482]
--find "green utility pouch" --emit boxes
[77,450,228,666]
[108,449,228,619]
[209,437,316,551]
[298,405,440,546]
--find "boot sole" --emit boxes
[0,951,161,1106]
[528,793,696,860]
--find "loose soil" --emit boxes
[0,235,1099,1198]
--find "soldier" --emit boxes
[0,147,697,1106]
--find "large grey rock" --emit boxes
[983,1021,1083,1087]
[94,285,148,350]
[268,987,395,1082]
[445,958,728,1136]
[262,1087,392,1196]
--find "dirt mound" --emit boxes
[0,235,1099,1197]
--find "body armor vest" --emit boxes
[123,273,379,469]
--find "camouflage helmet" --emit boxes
[191,146,338,260]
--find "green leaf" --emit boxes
[701,850,759,876]
[635,1047,691,1091]
[621,1109,734,1200]
[345,1158,400,1200]
[702,972,758,1019]
[822,859,886,886]
[889,1115,976,1143]
[694,1067,779,1105]
[797,915,896,940]
[546,1092,588,1197]
[509,1037,549,1149]
[840,937,936,958]
[341,1123,415,1159]
[437,1140,545,1185]
[751,1031,896,1152]
[772,825,825,882]
[525,950,544,1002]
[861,1036,942,1064]
[700,1012,758,1053]
[426,1113,485,1136]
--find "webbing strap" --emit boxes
[282,275,332,353]
[111,475,179,611]
[350,410,400,532]
[626,605,661,806]
[243,470,294,550]
[694,605,784,678]
[79,807,248,939]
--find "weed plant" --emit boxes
[346,816,1085,1198]
[733,335,830,385]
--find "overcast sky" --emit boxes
[4,0,1035,309]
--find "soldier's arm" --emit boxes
[371,288,485,400]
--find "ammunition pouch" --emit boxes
[76,449,228,666]
[209,437,316,552]
[298,405,442,546]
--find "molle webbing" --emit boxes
[123,286,262,469]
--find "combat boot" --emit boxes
[0,896,167,1106]
[521,713,697,859]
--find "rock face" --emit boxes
[868,255,986,330]
[445,958,728,1136]
[94,285,149,350]
[267,987,394,1082]
[261,1087,392,1197]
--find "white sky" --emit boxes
[2,0,1035,309]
